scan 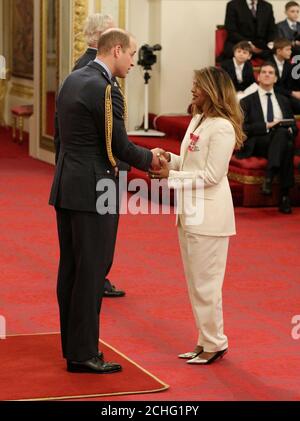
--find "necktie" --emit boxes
[250,0,256,17]
[292,23,297,32]
[266,93,274,123]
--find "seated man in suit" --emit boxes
[224,0,276,59]
[221,41,256,92]
[277,1,300,56]
[269,38,300,114]
[237,63,297,214]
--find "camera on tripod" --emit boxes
[127,43,164,136]
[137,44,162,70]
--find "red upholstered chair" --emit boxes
[11,104,33,144]
[215,26,228,63]
[215,25,264,70]
[228,121,300,206]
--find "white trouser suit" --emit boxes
[168,115,236,352]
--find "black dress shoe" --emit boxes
[261,178,272,195]
[67,356,122,374]
[103,284,126,298]
[279,196,292,214]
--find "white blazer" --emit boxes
[168,114,236,237]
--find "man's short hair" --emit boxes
[233,41,252,54]
[285,1,300,11]
[259,62,277,74]
[273,38,293,51]
[97,28,131,54]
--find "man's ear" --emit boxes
[114,44,122,58]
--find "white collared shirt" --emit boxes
[258,87,283,125]
[273,55,284,78]
[233,58,245,83]
[247,0,257,12]
[94,58,112,80]
[287,18,298,31]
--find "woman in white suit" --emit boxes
[150,67,245,364]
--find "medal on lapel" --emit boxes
[188,132,200,151]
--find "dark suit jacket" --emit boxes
[277,20,300,42]
[224,0,276,57]
[49,62,152,212]
[221,58,255,91]
[269,55,293,98]
[239,90,297,158]
[73,47,98,71]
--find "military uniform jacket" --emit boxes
[49,61,152,212]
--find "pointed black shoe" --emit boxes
[261,178,272,195]
[187,348,228,365]
[67,356,122,374]
[178,345,203,359]
[278,196,292,214]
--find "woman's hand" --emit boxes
[148,156,170,179]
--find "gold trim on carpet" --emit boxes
[5,332,169,401]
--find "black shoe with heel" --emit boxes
[187,348,228,365]
[178,345,203,359]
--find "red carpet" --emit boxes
[0,127,300,400]
[0,334,168,401]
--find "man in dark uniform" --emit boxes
[55,13,125,297]
[49,28,163,373]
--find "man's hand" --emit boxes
[292,91,300,100]
[266,119,280,130]
[148,156,169,180]
[150,148,165,169]
[249,42,263,54]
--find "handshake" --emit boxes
[149,148,171,180]
[150,148,170,169]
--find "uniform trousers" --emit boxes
[56,208,118,361]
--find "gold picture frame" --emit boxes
[12,0,34,80]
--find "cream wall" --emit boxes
[126,0,288,129]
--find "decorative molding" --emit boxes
[95,0,101,13]
[118,0,126,92]
[119,0,126,29]
[72,0,88,65]
[10,82,34,99]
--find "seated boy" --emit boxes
[221,41,256,93]
[270,37,300,113]
[277,1,300,56]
